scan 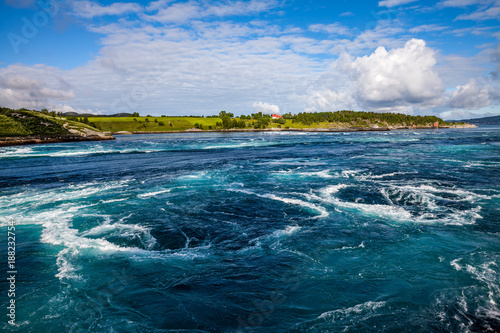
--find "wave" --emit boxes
[0,145,165,159]
[137,189,171,198]
[305,181,487,225]
[258,158,327,166]
[202,140,274,150]
[434,254,500,332]
[229,188,329,218]
[272,169,335,179]
[318,301,387,320]
[294,301,387,331]
[0,181,212,284]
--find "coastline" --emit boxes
[111,124,476,135]
[0,135,115,147]
[0,124,477,147]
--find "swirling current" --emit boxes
[0,127,499,332]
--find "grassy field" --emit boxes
[88,116,300,132]
[88,117,222,132]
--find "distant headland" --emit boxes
[0,107,476,147]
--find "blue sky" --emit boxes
[0,0,499,119]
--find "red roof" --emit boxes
[272,114,282,118]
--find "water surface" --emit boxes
[1,128,499,332]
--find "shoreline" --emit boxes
[111,124,475,135]
[0,125,477,147]
[0,135,115,147]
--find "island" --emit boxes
[1,107,475,147]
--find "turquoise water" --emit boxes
[1,128,499,332]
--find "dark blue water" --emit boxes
[1,128,499,332]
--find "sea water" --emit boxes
[0,127,499,332]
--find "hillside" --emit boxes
[87,110,474,133]
[452,115,500,125]
[0,108,114,146]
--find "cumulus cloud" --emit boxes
[379,0,418,7]
[350,39,443,107]
[449,79,490,109]
[303,39,445,113]
[73,1,143,19]
[253,101,280,114]
[304,89,357,112]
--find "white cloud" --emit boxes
[0,65,75,110]
[456,4,500,20]
[350,39,443,107]
[379,0,418,7]
[309,23,352,36]
[449,79,490,108]
[145,2,201,23]
[73,1,143,19]
[146,0,175,12]
[252,101,280,114]
[304,89,357,112]
[145,0,280,24]
[340,11,355,17]
[439,109,497,120]
[438,0,488,7]
[303,39,445,113]
[438,0,500,21]
[410,24,448,33]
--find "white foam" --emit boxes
[82,222,157,251]
[337,241,366,251]
[316,187,413,221]
[321,184,350,195]
[398,184,489,202]
[271,225,301,238]
[100,198,128,204]
[137,189,171,198]
[273,169,334,179]
[0,146,34,158]
[262,193,329,218]
[258,159,327,166]
[229,188,329,218]
[318,301,386,320]
[451,258,463,271]
[55,248,82,281]
[203,141,272,149]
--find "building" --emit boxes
[272,114,283,119]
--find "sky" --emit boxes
[0,0,499,119]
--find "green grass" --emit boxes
[88,117,221,132]
[0,115,30,136]
[0,109,108,138]
[0,111,70,137]
[88,116,392,132]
